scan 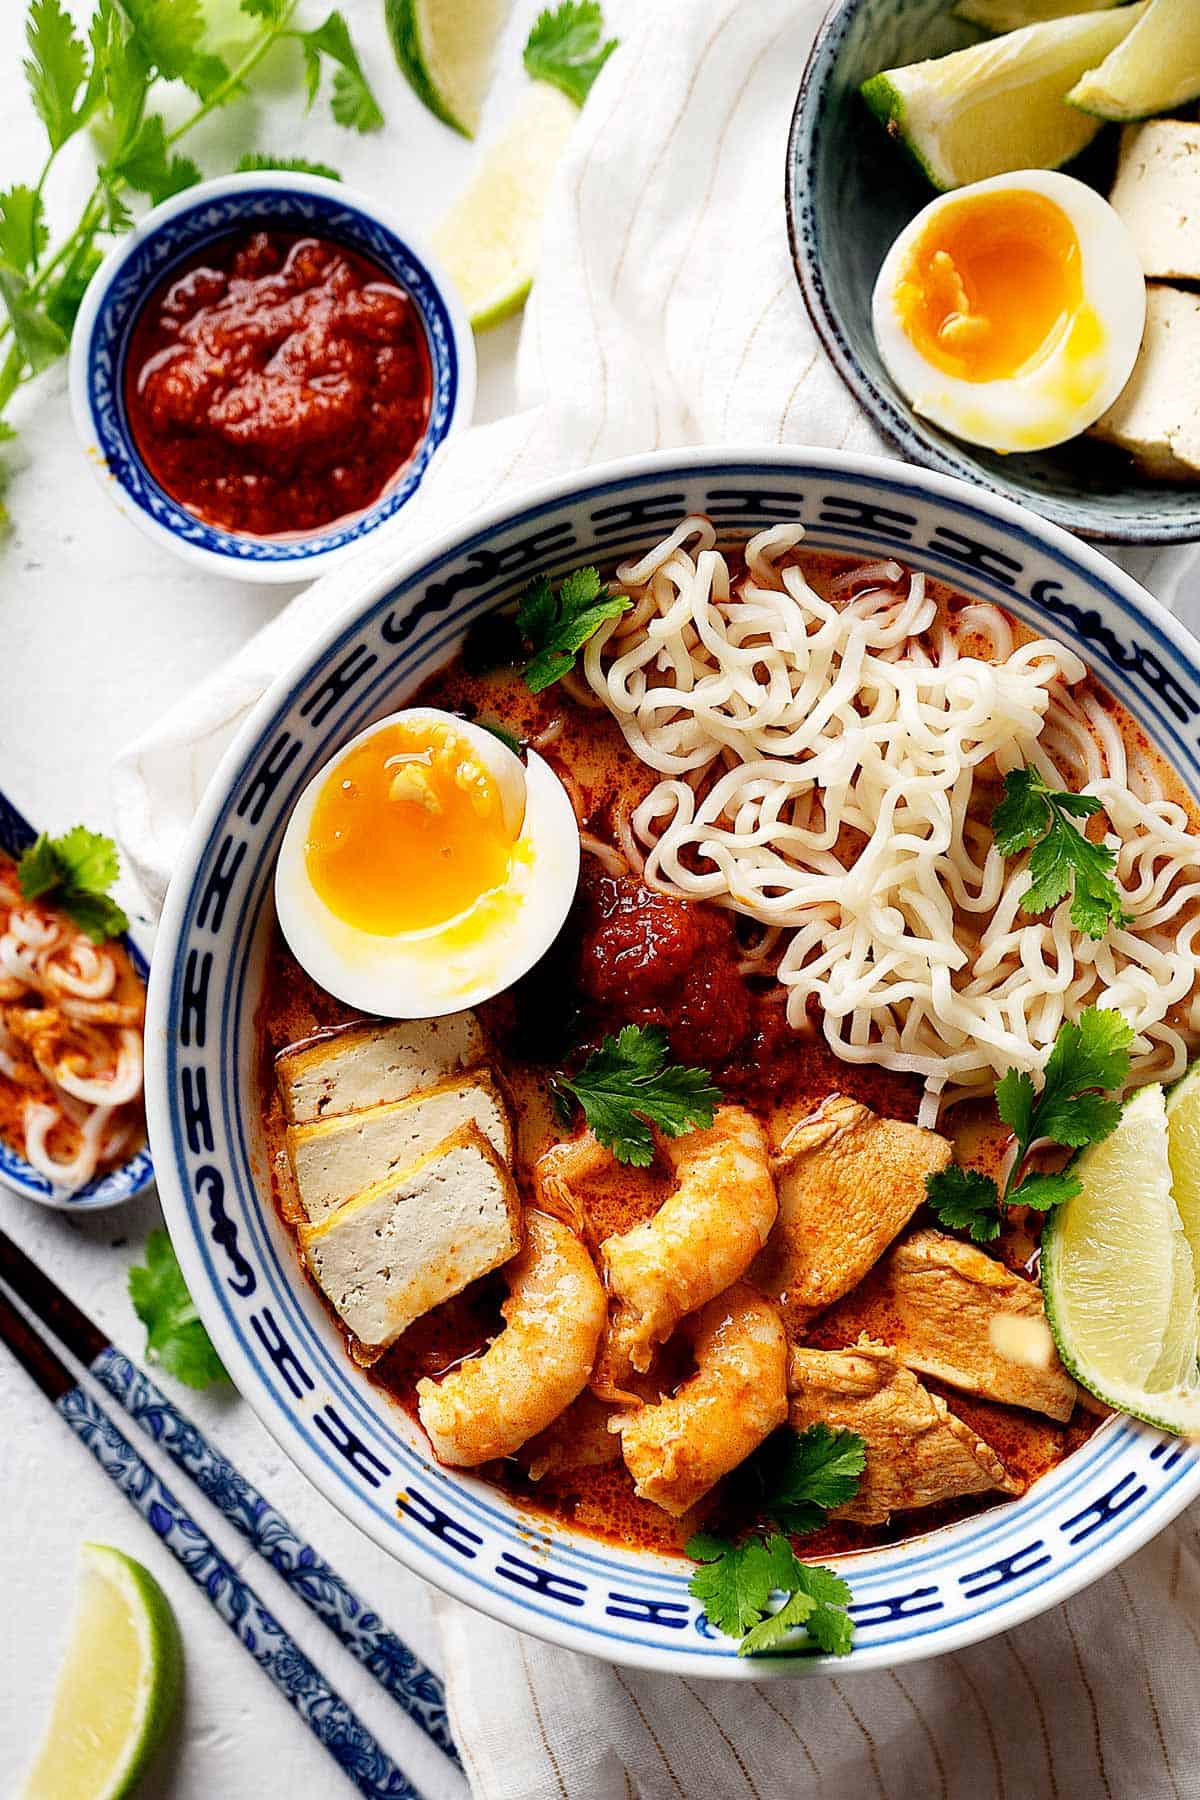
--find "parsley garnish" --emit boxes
[0,0,383,504]
[555,1024,719,1166]
[992,765,1131,940]
[516,565,631,695]
[686,1424,865,1657]
[925,1005,1134,1242]
[523,2,618,107]
[17,824,129,943]
[129,1230,228,1389]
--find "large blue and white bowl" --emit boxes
[0,790,154,1212]
[146,449,1200,1674]
[69,173,475,584]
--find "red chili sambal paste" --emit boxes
[124,230,433,537]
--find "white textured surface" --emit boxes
[0,0,524,1791]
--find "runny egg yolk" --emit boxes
[894,188,1085,385]
[305,720,518,935]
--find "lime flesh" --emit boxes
[955,0,1121,30]
[386,0,513,138]
[19,1544,182,1800]
[433,83,580,329]
[862,4,1144,190]
[1042,1082,1200,1433]
[1068,0,1200,119]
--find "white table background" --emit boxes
[0,2,529,1790]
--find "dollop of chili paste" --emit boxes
[124,230,433,536]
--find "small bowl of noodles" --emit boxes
[0,791,152,1211]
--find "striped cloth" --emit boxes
[113,2,1200,1794]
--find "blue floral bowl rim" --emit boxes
[67,171,476,586]
[784,0,1200,549]
[145,445,1200,1674]
[0,788,154,1211]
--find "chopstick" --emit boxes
[0,1284,424,1800]
[0,1227,459,1769]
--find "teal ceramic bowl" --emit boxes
[786,0,1200,545]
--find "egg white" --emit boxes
[275,709,580,1018]
[872,169,1146,455]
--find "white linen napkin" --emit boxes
[113,0,1200,1793]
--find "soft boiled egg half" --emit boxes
[872,170,1145,454]
[275,709,580,1016]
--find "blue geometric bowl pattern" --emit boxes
[0,788,154,1211]
[146,450,1200,1674]
[75,180,466,570]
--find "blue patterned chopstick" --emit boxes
[0,1227,458,1768]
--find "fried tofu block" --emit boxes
[878,1230,1077,1423]
[1109,122,1200,281]
[1090,284,1200,480]
[277,1015,485,1126]
[299,1124,520,1351]
[752,1096,952,1330]
[287,1068,513,1224]
[788,1336,1021,1525]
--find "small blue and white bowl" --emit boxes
[68,173,475,584]
[0,790,154,1212]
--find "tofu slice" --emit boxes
[299,1124,521,1351]
[287,1068,513,1224]
[788,1336,1021,1526]
[1090,284,1200,479]
[877,1230,1077,1423]
[278,1015,485,1126]
[1109,122,1200,281]
[751,1095,952,1334]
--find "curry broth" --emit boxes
[256,551,1194,1559]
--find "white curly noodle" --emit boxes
[582,515,1200,1111]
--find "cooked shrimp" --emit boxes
[532,1130,614,1237]
[611,1284,788,1517]
[592,1106,777,1396]
[524,1390,623,1481]
[417,1210,606,1467]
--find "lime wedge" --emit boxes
[955,0,1121,30]
[20,1544,182,1800]
[385,0,513,138]
[1167,1062,1200,1278]
[1067,0,1200,119]
[1042,1083,1200,1433]
[861,4,1145,191]
[432,82,580,329]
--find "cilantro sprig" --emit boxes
[0,0,383,494]
[686,1424,866,1657]
[992,765,1131,940]
[554,1024,719,1166]
[129,1230,227,1389]
[517,565,631,695]
[17,824,129,943]
[523,1,618,107]
[925,1005,1134,1243]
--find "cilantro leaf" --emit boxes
[1008,1167,1081,1212]
[925,1164,1002,1242]
[16,825,130,943]
[737,1552,854,1658]
[236,152,342,180]
[112,115,202,204]
[296,12,384,132]
[45,245,103,335]
[1035,1008,1133,1147]
[992,766,1130,941]
[995,1066,1035,1146]
[737,1584,816,1657]
[25,0,90,151]
[690,1533,856,1659]
[0,187,48,276]
[686,1534,777,1638]
[120,0,205,80]
[557,1024,719,1166]
[524,1,618,106]
[751,1424,867,1535]
[181,49,233,100]
[517,564,631,694]
[0,263,69,375]
[129,1231,227,1388]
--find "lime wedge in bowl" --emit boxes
[1067,0,1200,120]
[1042,1082,1200,1433]
[20,1544,182,1800]
[386,0,513,138]
[861,4,1144,190]
[955,0,1122,30]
